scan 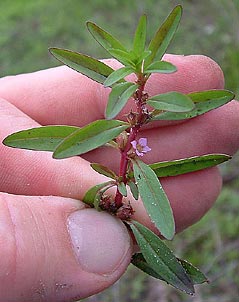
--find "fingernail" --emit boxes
[67,208,131,275]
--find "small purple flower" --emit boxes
[131,138,151,157]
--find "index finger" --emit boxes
[0,54,224,126]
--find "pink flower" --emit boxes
[131,138,151,157]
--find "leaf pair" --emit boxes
[3,120,129,159]
[129,221,208,295]
[151,90,234,120]
[94,5,182,72]
[49,5,183,93]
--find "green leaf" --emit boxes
[152,89,234,120]
[128,180,139,200]
[129,221,194,295]
[83,181,114,206]
[90,163,117,179]
[53,120,129,159]
[132,253,208,285]
[2,125,79,151]
[49,48,114,84]
[148,92,195,112]
[93,191,102,210]
[86,22,127,52]
[188,89,234,103]
[149,154,231,177]
[145,5,182,66]
[118,182,127,197]
[104,66,134,87]
[133,15,147,57]
[136,50,152,62]
[132,158,175,240]
[178,259,208,285]
[106,82,138,119]
[144,60,177,74]
[108,48,136,67]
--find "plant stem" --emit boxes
[114,75,147,208]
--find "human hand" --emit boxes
[0,54,238,301]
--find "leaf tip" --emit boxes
[175,4,183,15]
[48,47,58,55]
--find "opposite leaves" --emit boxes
[129,221,195,295]
[152,90,234,120]
[131,253,208,285]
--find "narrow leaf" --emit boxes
[87,22,127,52]
[104,66,134,87]
[3,125,79,151]
[145,5,182,66]
[178,259,208,285]
[136,50,152,63]
[108,48,136,67]
[118,182,127,197]
[148,92,195,112]
[128,180,139,200]
[144,60,177,74]
[106,82,138,119]
[93,191,102,210]
[129,221,194,295]
[132,253,208,285]
[149,154,231,177]
[53,120,129,159]
[49,48,114,84]
[132,158,175,240]
[188,89,234,103]
[90,163,117,179]
[152,90,234,120]
[83,181,114,206]
[133,15,147,56]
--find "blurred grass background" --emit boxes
[1,0,238,301]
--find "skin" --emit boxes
[0,54,238,301]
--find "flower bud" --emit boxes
[127,111,138,126]
[116,131,129,150]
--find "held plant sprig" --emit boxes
[3,5,235,295]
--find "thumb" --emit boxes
[0,193,132,302]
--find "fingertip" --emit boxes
[186,54,225,89]
[147,54,225,95]
[67,208,132,275]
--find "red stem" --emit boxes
[114,75,146,208]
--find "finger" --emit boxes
[0,193,132,301]
[0,54,224,126]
